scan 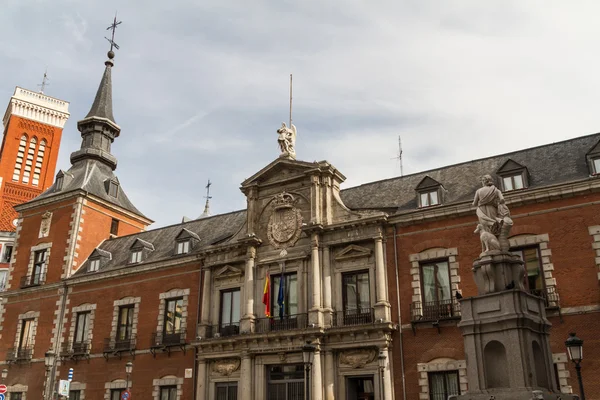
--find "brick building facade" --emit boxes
[0,47,599,400]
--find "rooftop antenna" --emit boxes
[289,74,293,127]
[38,68,49,94]
[391,135,404,176]
[105,12,122,53]
[200,179,212,218]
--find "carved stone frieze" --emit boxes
[267,192,303,249]
[212,358,241,376]
[339,348,377,368]
[39,211,52,238]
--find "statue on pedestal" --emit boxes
[277,122,297,159]
[473,174,513,253]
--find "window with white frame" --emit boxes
[502,174,525,191]
[593,157,600,175]
[420,190,440,207]
[2,245,13,263]
[13,135,27,181]
[176,240,190,255]
[89,259,100,272]
[130,250,142,264]
[32,139,46,186]
[415,176,444,208]
[30,249,47,285]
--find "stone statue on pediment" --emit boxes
[277,122,297,159]
[473,174,513,252]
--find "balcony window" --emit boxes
[428,371,460,400]
[74,311,91,345]
[340,270,373,325]
[116,305,134,344]
[272,273,298,318]
[421,261,451,304]
[511,247,544,296]
[219,288,240,336]
[19,318,34,350]
[31,249,47,285]
[164,298,183,337]
[160,386,177,400]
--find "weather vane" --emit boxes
[38,68,49,94]
[105,13,122,56]
[205,180,212,201]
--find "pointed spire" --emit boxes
[199,180,212,218]
[84,55,115,123]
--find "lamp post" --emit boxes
[302,342,315,400]
[125,361,133,393]
[44,351,56,400]
[2,368,8,380]
[565,332,585,400]
[378,350,387,400]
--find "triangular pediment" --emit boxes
[130,238,154,251]
[176,228,200,241]
[497,159,525,174]
[334,244,372,261]
[587,139,600,157]
[416,176,441,191]
[241,158,320,188]
[89,248,112,260]
[214,265,244,279]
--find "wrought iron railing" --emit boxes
[530,286,560,309]
[60,341,90,357]
[151,329,187,347]
[20,273,45,288]
[205,322,240,339]
[255,313,308,333]
[332,308,374,327]
[103,336,136,353]
[6,346,33,362]
[410,299,461,322]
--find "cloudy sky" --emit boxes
[2,1,600,227]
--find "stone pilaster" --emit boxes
[240,247,256,333]
[198,269,212,338]
[312,349,323,400]
[324,351,335,400]
[322,246,333,326]
[240,353,253,400]
[373,235,391,321]
[309,233,322,326]
[196,359,207,400]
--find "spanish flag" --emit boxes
[263,272,271,317]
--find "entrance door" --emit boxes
[347,377,375,400]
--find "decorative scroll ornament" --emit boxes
[212,358,241,376]
[267,192,302,249]
[339,348,377,369]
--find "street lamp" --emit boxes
[1,368,8,380]
[44,351,56,400]
[565,332,585,400]
[125,361,133,392]
[302,342,316,400]
[378,350,387,400]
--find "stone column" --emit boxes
[196,359,207,400]
[382,348,393,400]
[324,351,335,400]
[312,349,323,400]
[198,268,212,338]
[241,247,256,333]
[322,246,332,327]
[309,233,323,326]
[240,353,253,400]
[374,235,391,321]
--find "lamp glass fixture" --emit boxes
[378,350,387,369]
[44,351,55,368]
[302,342,315,365]
[1,368,7,379]
[565,332,583,362]
[125,361,133,374]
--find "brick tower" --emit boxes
[0,88,70,231]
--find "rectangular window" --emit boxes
[130,250,142,264]
[272,273,298,317]
[511,247,544,295]
[216,382,238,400]
[428,371,460,400]
[19,318,34,349]
[347,377,375,400]
[219,288,240,336]
[343,270,371,312]
[503,174,524,191]
[2,245,13,263]
[420,190,439,207]
[594,158,600,175]
[110,218,119,236]
[10,393,23,400]
[176,241,190,255]
[74,311,91,344]
[110,389,122,400]
[89,259,100,272]
[0,270,7,291]
[267,365,304,400]
[164,298,184,335]
[421,261,451,304]
[159,386,177,400]
[108,181,119,197]
[56,175,64,190]
[116,305,134,343]
[31,249,47,285]
[69,390,81,400]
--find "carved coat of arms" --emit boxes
[267,192,302,249]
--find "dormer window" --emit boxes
[593,157,600,175]
[586,140,600,176]
[497,159,528,192]
[55,171,65,191]
[108,180,119,198]
[176,240,190,255]
[130,250,142,264]
[416,176,444,208]
[502,174,524,191]
[89,259,100,272]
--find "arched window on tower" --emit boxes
[32,140,46,186]
[12,135,27,181]
[22,137,37,184]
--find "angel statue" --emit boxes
[277,122,297,159]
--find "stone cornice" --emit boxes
[388,177,600,226]
[3,87,70,129]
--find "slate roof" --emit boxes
[339,133,600,213]
[34,159,145,217]
[73,133,600,277]
[84,60,116,124]
[73,210,246,276]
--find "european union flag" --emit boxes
[277,273,285,320]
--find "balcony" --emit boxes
[60,341,90,361]
[103,336,136,359]
[204,322,240,339]
[6,347,33,363]
[255,313,308,333]
[20,273,45,288]
[410,299,461,323]
[332,308,374,327]
[530,286,560,309]
[150,330,187,356]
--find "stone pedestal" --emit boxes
[454,253,576,400]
